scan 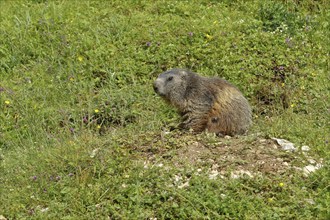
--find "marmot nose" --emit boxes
[153,84,159,93]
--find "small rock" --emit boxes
[231,170,254,179]
[293,166,302,171]
[174,174,182,182]
[271,144,278,149]
[303,164,323,176]
[211,163,219,169]
[305,198,316,205]
[156,163,163,167]
[272,138,297,152]
[40,207,49,213]
[178,181,189,189]
[301,145,310,151]
[143,161,149,169]
[163,131,171,135]
[90,148,100,158]
[276,158,284,162]
[256,160,265,165]
[307,159,316,164]
[0,215,7,220]
[224,135,231,139]
[209,170,219,180]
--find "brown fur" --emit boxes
[153,69,252,135]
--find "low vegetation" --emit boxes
[1,0,329,219]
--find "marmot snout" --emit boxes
[153,68,252,136]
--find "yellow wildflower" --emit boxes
[78,56,83,62]
[205,33,213,40]
[5,100,10,105]
[94,109,99,113]
[279,182,284,187]
[97,125,101,129]
[290,103,295,108]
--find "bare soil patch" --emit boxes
[132,132,322,178]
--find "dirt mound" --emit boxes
[173,137,298,178]
[132,132,322,178]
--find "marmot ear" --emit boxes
[180,70,188,77]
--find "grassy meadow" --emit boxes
[0,0,329,219]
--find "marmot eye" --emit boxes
[167,76,173,81]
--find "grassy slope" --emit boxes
[0,0,329,219]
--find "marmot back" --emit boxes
[153,68,252,136]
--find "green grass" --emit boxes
[1,0,329,219]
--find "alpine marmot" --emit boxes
[153,68,252,136]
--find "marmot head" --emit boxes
[153,69,190,108]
